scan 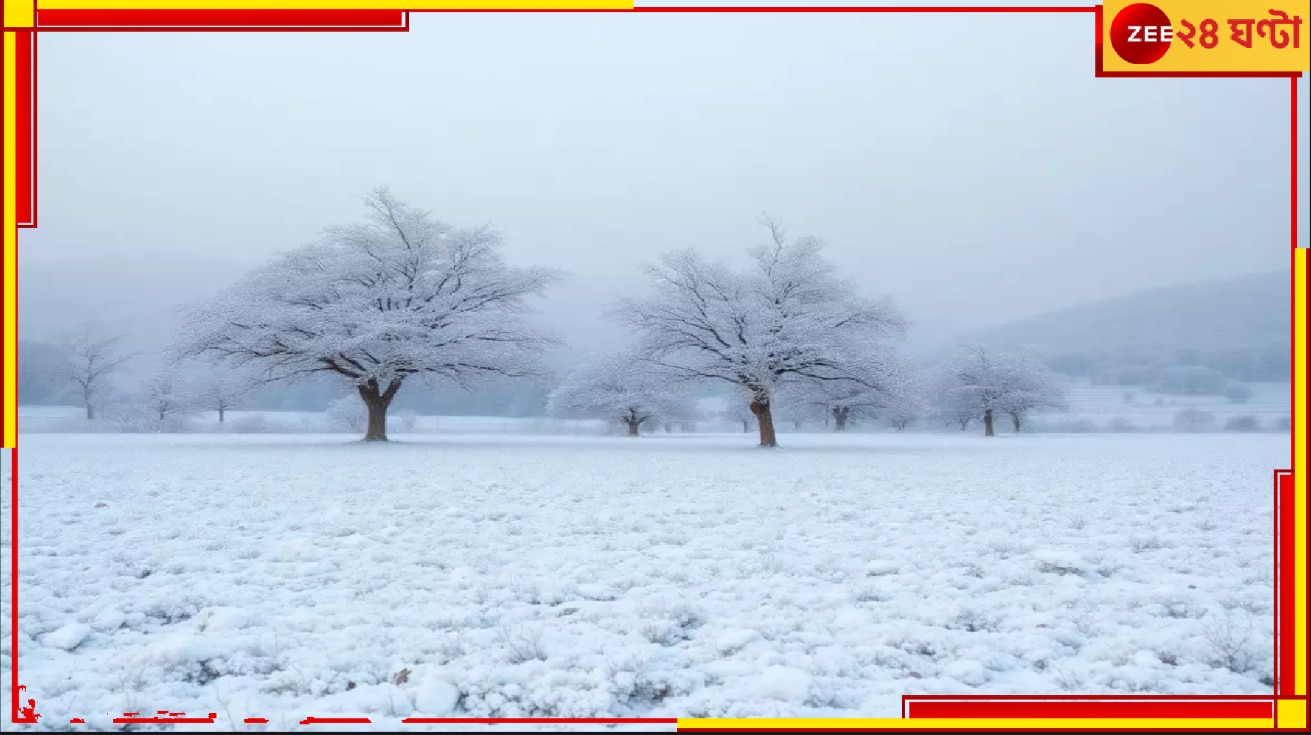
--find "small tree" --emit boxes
[883,391,921,432]
[193,368,254,423]
[398,408,419,433]
[1224,384,1254,404]
[179,189,559,441]
[1173,407,1218,433]
[326,394,368,433]
[790,368,913,433]
[616,217,905,447]
[1223,415,1260,432]
[548,354,694,437]
[142,369,195,431]
[723,401,756,433]
[997,355,1067,432]
[60,324,132,420]
[936,346,1067,437]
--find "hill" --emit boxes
[967,270,1290,381]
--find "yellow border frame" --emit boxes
[1,2,1306,730]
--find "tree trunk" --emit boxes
[626,419,640,436]
[750,398,778,448]
[664,423,672,434]
[218,406,225,423]
[86,402,94,420]
[1011,413,1021,432]
[357,378,402,442]
[957,418,970,431]
[792,419,802,429]
[832,407,850,432]
[741,419,749,433]
[983,408,995,437]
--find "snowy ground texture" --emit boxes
[2,432,1283,730]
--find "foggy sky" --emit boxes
[18,1,1310,360]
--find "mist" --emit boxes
[17,7,1308,404]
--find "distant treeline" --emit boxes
[1044,343,1290,392]
[17,338,553,416]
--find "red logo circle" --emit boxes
[1109,3,1174,65]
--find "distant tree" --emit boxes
[719,390,757,433]
[616,217,905,447]
[997,356,1067,432]
[326,394,368,433]
[178,189,559,441]
[933,382,977,431]
[935,346,1068,437]
[1223,384,1253,404]
[1223,415,1260,432]
[791,359,916,432]
[547,354,694,436]
[60,324,132,420]
[193,368,255,423]
[398,408,419,433]
[1172,407,1218,433]
[142,369,195,430]
[883,389,922,431]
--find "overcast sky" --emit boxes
[18,2,1310,356]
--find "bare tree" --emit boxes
[60,324,132,420]
[178,189,559,441]
[616,217,904,447]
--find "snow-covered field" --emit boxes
[2,432,1284,730]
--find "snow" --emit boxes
[2,431,1281,729]
[414,676,460,716]
[40,624,92,652]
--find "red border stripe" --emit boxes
[36,9,407,29]
[402,717,678,724]
[1278,472,1296,694]
[14,31,33,227]
[906,701,1274,719]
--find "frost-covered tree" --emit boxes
[548,354,694,436]
[193,368,255,423]
[882,386,924,432]
[996,354,1066,432]
[178,189,559,441]
[1224,384,1253,404]
[326,394,368,433]
[616,218,905,447]
[142,369,195,429]
[936,346,1067,436]
[782,354,916,431]
[60,324,132,420]
[796,382,886,432]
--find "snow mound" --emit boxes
[716,629,759,654]
[42,623,92,651]
[414,677,461,715]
